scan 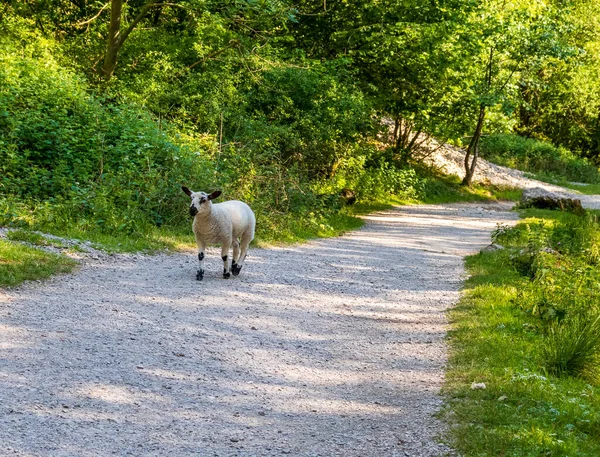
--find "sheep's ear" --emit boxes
[181,186,193,196]
[208,190,222,200]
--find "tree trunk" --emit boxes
[392,116,400,151]
[102,1,161,80]
[102,0,123,80]
[462,105,486,187]
[152,4,163,25]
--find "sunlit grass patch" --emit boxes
[523,173,600,195]
[444,210,600,456]
[562,182,600,195]
[418,171,522,204]
[6,229,50,246]
[0,239,77,287]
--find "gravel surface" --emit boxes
[0,202,519,457]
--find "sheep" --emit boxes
[182,186,256,280]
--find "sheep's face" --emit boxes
[181,187,222,217]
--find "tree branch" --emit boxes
[187,42,238,70]
[496,66,519,94]
[76,2,110,27]
[119,2,186,48]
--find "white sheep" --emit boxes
[182,186,256,280]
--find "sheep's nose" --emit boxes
[189,206,198,217]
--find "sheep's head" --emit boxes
[182,187,221,217]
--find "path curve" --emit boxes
[1,202,518,456]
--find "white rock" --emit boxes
[481,244,504,253]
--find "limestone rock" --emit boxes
[481,244,504,253]
[520,187,584,213]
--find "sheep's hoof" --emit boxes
[223,270,231,279]
[232,263,242,276]
[196,269,204,281]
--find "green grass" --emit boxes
[543,179,600,196]
[443,210,600,456]
[0,239,77,287]
[480,134,600,185]
[565,183,600,195]
[411,164,522,204]
[522,171,600,195]
[6,229,51,246]
[0,175,521,288]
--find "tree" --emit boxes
[515,0,600,162]
[288,0,470,162]
[455,0,569,186]
[103,0,173,80]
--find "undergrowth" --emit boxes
[0,239,76,287]
[444,208,600,456]
[480,134,600,185]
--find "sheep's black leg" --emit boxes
[221,242,231,279]
[231,239,242,276]
[231,261,242,276]
[236,230,252,276]
[196,241,206,281]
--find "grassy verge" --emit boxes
[525,173,600,195]
[0,176,521,286]
[443,208,600,456]
[480,134,600,185]
[563,183,600,195]
[419,171,523,203]
[0,239,77,288]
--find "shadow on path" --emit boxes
[0,202,518,456]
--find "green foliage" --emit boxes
[354,164,423,202]
[444,208,600,455]
[481,134,600,183]
[488,210,600,382]
[0,20,217,237]
[0,239,76,287]
[236,66,373,179]
[544,314,600,380]
[515,1,600,162]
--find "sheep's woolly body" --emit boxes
[182,187,255,280]
[192,201,255,245]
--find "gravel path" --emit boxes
[423,141,600,210]
[0,202,518,457]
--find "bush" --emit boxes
[0,22,218,236]
[232,66,374,180]
[543,313,600,381]
[480,134,600,184]
[355,162,423,201]
[495,210,600,382]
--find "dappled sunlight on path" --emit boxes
[0,202,517,456]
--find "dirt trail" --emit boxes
[0,202,518,457]
[423,141,600,210]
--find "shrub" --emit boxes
[480,134,600,184]
[232,66,374,180]
[0,23,218,236]
[543,313,600,381]
[497,210,600,382]
[355,162,424,202]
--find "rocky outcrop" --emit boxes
[519,187,584,213]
